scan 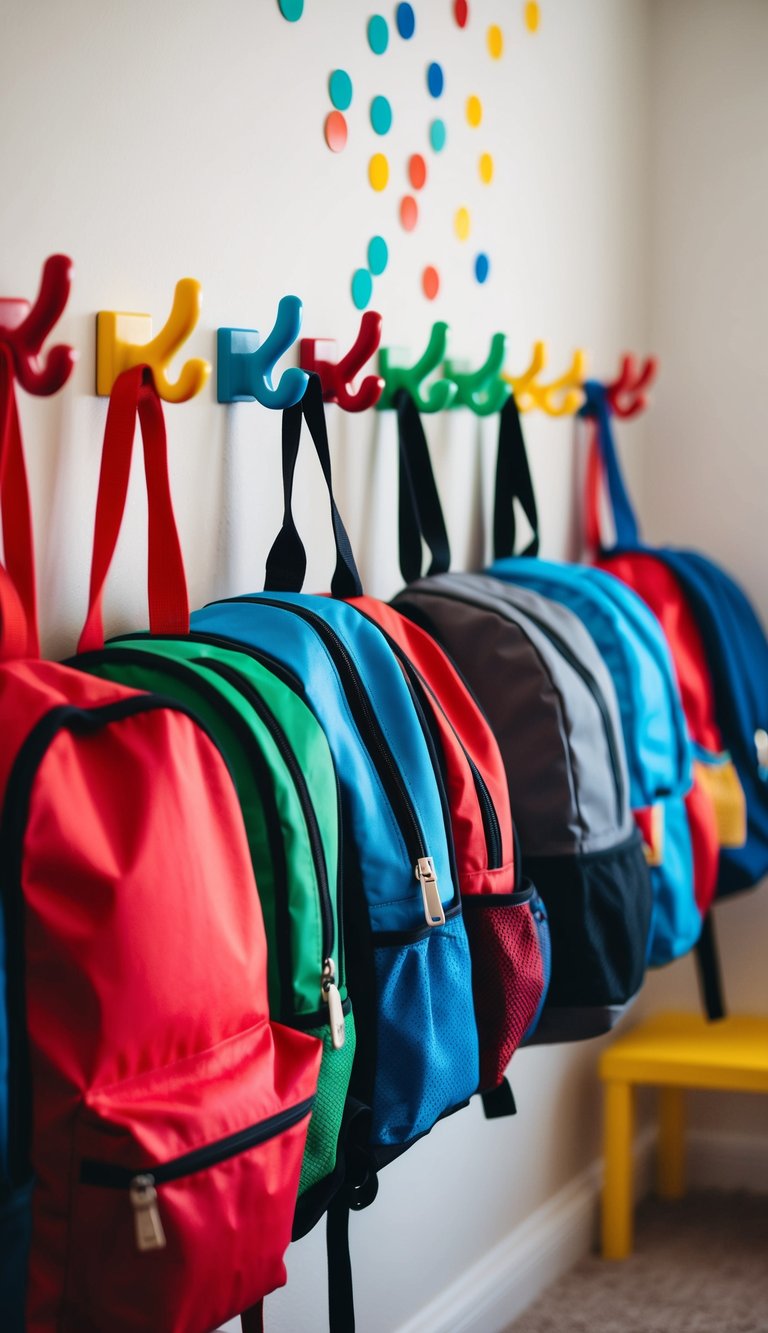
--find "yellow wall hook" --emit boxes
[505,344,587,416]
[96,278,211,402]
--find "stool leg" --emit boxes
[657,1087,685,1199]
[602,1080,635,1260]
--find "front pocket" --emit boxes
[62,1022,318,1333]
[462,881,548,1091]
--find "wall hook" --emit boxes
[378,322,457,412]
[217,295,308,409]
[300,311,384,412]
[96,277,210,403]
[510,345,588,416]
[502,340,547,401]
[605,353,658,418]
[444,332,511,416]
[0,254,77,395]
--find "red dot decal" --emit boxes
[454,0,469,27]
[324,111,348,153]
[409,153,427,190]
[422,266,440,300]
[400,194,419,231]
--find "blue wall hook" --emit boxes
[217,295,309,408]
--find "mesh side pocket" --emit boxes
[463,882,546,1091]
[371,916,479,1147]
[298,1009,356,1196]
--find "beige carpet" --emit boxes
[508,1192,768,1333]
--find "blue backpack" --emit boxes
[488,397,699,966]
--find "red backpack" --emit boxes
[0,361,322,1332]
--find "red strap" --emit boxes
[584,417,604,558]
[0,346,39,659]
[78,365,189,653]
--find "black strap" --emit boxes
[492,393,540,560]
[264,373,363,598]
[695,912,726,1021]
[240,1300,264,1333]
[395,389,451,584]
[481,1077,517,1119]
[327,1192,356,1333]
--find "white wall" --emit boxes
[630,0,768,1139]
[0,3,667,1330]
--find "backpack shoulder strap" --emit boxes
[394,388,451,584]
[581,380,641,552]
[492,393,540,560]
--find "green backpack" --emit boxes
[72,634,355,1238]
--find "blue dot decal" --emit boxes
[396,3,416,39]
[329,69,353,112]
[475,253,490,284]
[368,236,389,275]
[427,62,444,98]
[352,268,373,310]
[370,95,393,135]
[368,15,389,54]
[429,118,447,152]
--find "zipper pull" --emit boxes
[415,856,445,927]
[321,958,346,1050]
[130,1174,167,1252]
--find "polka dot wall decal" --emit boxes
[475,252,490,284]
[525,1,540,33]
[422,266,440,300]
[329,69,353,112]
[367,14,389,54]
[479,152,494,183]
[400,194,418,231]
[396,3,415,39]
[368,235,389,275]
[324,111,348,152]
[466,95,483,127]
[427,62,444,98]
[487,24,504,59]
[369,152,390,190]
[429,118,447,152]
[370,95,393,134]
[278,0,303,19]
[454,206,471,241]
[352,268,373,311]
[408,153,427,189]
[454,0,469,28]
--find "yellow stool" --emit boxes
[599,1010,768,1259]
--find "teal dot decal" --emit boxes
[278,0,304,18]
[368,236,389,276]
[370,95,393,135]
[368,14,389,54]
[396,3,415,39]
[329,69,353,112]
[352,268,373,310]
[427,62,444,98]
[475,253,490,284]
[430,118,447,152]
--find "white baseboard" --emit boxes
[395,1123,768,1333]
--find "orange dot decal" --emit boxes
[487,24,503,59]
[408,153,427,190]
[525,1,540,33]
[466,95,483,128]
[369,153,390,191]
[479,152,494,184]
[324,111,348,153]
[400,194,419,231]
[422,266,440,300]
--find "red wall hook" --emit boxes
[0,254,77,395]
[300,311,384,412]
[604,353,658,419]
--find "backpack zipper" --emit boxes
[219,597,446,928]
[79,1095,314,1253]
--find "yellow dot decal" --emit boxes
[454,207,471,241]
[525,1,540,33]
[368,153,390,191]
[466,95,483,128]
[487,25,504,59]
[479,153,494,184]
